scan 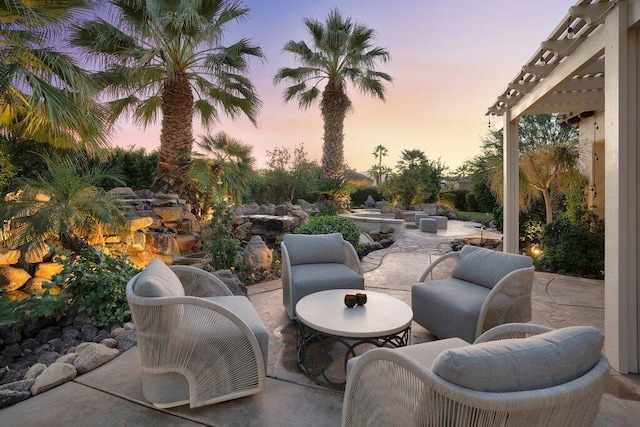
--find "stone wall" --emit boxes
[0,191,315,299]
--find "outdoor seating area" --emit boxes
[3,222,639,426]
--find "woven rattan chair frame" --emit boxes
[126,266,265,409]
[342,323,609,427]
[417,252,535,341]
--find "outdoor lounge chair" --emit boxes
[126,259,268,409]
[281,232,365,319]
[342,323,609,427]
[411,245,535,343]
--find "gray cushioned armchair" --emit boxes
[126,259,268,409]
[412,245,535,343]
[343,323,609,427]
[281,233,364,319]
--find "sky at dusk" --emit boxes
[111,0,577,174]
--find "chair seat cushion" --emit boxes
[134,258,185,297]
[206,296,269,368]
[452,245,533,289]
[431,325,604,392]
[412,278,490,343]
[291,263,365,301]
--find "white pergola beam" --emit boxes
[560,75,605,91]
[545,88,604,103]
[526,100,605,115]
[511,28,606,119]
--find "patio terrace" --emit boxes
[1,221,639,426]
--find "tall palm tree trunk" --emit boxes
[320,82,349,180]
[542,187,553,224]
[153,72,194,196]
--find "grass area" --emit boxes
[457,211,492,222]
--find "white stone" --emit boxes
[73,343,119,374]
[30,363,77,395]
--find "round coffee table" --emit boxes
[295,289,413,389]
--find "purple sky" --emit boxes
[111,0,577,173]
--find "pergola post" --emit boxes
[604,1,638,373]
[503,109,520,254]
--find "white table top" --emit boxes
[295,289,413,338]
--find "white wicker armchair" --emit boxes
[281,233,364,319]
[126,259,268,409]
[342,323,609,427]
[412,245,535,342]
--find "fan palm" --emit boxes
[70,0,263,196]
[190,131,255,212]
[0,0,109,153]
[0,157,126,260]
[273,8,392,180]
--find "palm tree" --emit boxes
[190,132,254,215]
[273,8,392,180]
[0,0,109,153]
[483,115,581,223]
[520,143,581,224]
[71,0,263,196]
[372,144,388,185]
[396,149,427,171]
[0,157,126,260]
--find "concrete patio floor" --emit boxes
[2,221,640,426]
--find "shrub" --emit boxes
[0,294,67,330]
[350,186,382,207]
[465,192,479,212]
[296,215,361,252]
[439,192,457,209]
[201,199,243,270]
[49,247,140,327]
[537,216,604,278]
[442,189,469,210]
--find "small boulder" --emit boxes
[107,187,135,196]
[23,363,46,380]
[30,363,77,395]
[0,267,31,292]
[55,353,78,365]
[0,389,30,409]
[115,330,136,353]
[243,236,273,271]
[34,262,64,281]
[101,338,117,349]
[73,343,119,374]
[36,326,61,344]
[37,351,61,366]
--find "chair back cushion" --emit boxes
[431,326,603,392]
[133,258,185,297]
[283,233,345,266]
[452,245,532,289]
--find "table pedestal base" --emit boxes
[296,321,410,389]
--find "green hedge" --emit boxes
[296,216,361,252]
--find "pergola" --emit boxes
[487,0,639,373]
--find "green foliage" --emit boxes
[0,156,126,257]
[314,178,352,213]
[201,200,242,270]
[537,216,604,278]
[520,218,545,247]
[0,294,67,330]
[350,186,382,207]
[247,144,321,204]
[296,216,362,252]
[442,189,469,210]
[439,193,457,209]
[49,247,140,327]
[0,143,15,194]
[95,146,157,190]
[465,192,479,212]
